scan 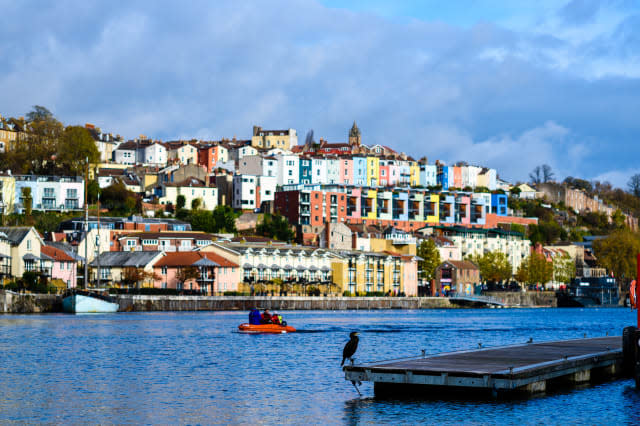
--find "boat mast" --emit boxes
[84,157,88,289]
[97,192,101,289]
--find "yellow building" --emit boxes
[366,157,379,187]
[251,126,298,150]
[410,161,420,187]
[331,251,417,296]
[426,194,439,223]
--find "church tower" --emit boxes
[348,121,361,147]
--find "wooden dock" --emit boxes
[343,336,624,396]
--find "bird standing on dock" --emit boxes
[341,332,360,366]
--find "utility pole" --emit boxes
[83,157,88,289]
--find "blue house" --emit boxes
[490,193,508,216]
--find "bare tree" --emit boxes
[541,164,554,182]
[628,174,640,197]
[529,166,542,184]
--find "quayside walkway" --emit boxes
[344,336,623,397]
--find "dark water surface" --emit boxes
[1,308,639,425]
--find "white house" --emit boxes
[157,177,218,210]
[276,154,299,186]
[14,175,84,212]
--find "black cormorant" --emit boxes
[341,332,360,366]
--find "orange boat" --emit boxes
[238,323,297,334]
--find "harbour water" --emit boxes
[1,308,639,424]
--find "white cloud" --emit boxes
[0,0,638,187]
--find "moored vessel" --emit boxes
[556,276,619,307]
[62,289,119,313]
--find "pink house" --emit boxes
[41,245,77,288]
[153,252,240,295]
[457,195,471,225]
[340,157,353,185]
[379,161,390,186]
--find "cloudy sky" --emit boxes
[1,0,638,186]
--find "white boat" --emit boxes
[62,289,119,313]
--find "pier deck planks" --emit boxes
[344,337,622,393]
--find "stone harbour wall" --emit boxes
[0,291,559,313]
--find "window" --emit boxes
[27,240,31,250]
[161,266,167,275]
[126,240,136,247]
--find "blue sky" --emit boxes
[0,0,639,187]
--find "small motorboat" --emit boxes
[238,323,297,334]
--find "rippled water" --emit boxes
[0,308,639,425]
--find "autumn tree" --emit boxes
[21,105,64,174]
[122,267,158,289]
[417,238,441,281]
[57,126,100,175]
[553,252,576,284]
[593,229,640,288]
[468,251,512,284]
[176,266,201,291]
[515,253,553,287]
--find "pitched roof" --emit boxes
[0,227,38,245]
[120,232,215,240]
[154,251,238,268]
[89,251,162,267]
[441,260,479,270]
[41,245,76,262]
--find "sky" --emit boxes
[0,0,639,187]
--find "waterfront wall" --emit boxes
[117,296,455,312]
[484,291,557,307]
[0,291,556,313]
[0,291,61,313]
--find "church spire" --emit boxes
[348,121,361,146]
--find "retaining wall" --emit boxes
[0,291,556,313]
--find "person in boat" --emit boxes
[261,309,273,324]
[272,312,281,325]
[249,308,261,325]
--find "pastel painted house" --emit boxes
[153,251,240,294]
[41,245,77,288]
[0,226,44,278]
[14,175,84,212]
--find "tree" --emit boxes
[469,251,512,284]
[541,164,554,183]
[553,252,576,284]
[211,205,237,233]
[592,229,640,286]
[87,180,101,204]
[57,126,100,175]
[26,105,54,122]
[256,213,294,241]
[509,186,521,196]
[21,187,32,217]
[176,266,201,291]
[515,253,553,286]
[122,267,158,289]
[21,105,64,174]
[191,197,202,210]
[176,195,186,210]
[416,239,441,281]
[101,181,138,215]
[628,174,640,198]
[529,166,542,184]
